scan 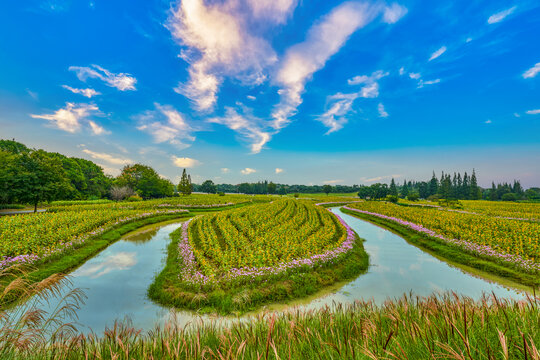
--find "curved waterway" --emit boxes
[35,208,528,334]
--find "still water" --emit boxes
[37,208,528,334]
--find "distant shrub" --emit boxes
[127,195,143,202]
[502,193,518,202]
[407,193,420,201]
[218,192,225,196]
[427,194,440,201]
[293,193,300,198]
[386,195,398,203]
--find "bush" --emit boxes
[407,193,420,201]
[293,193,300,198]
[218,192,225,196]
[127,195,143,202]
[386,195,398,203]
[427,194,440,201]
[502,193,517,202]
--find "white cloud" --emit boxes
[523,62,540,79]
[466,37,473,43]
[241,167,256,175]
[246,95,256,101]
[208,106,272,153]
[136,104,195,149]
[317,92,358,134]
[246,0,298,24]
[82,149,132,165]
[172,156,200,168]
[275,168,284,174]
[382,3,407,24]
[360,174,402,183]
[69,64,136,91]
[485,119,492,124]
[31,103,99,133]
[88,120,110,135]
[399,67,405,75]
[514,112,520,117]
[428,46,447,61]
[272,2,385,130]
[221,168,230,173]
[487,6,516,24]
[62,85,101,98]
[409,72,421,79]
[323,179,343,184]
[526,109,540,115]
[378,103,388,117]
[168,0,278,111]
[417,78,441,88]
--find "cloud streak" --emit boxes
[31,103,101,134]
[137,104,195,149]
[172,156,200,167]
[523,62,540,79]
[428,46,447,61]
[487,6,516,24]
[69,64,137,91]
[82,149,132,165]
[62,85,101,98]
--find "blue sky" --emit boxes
[0,0,539,187]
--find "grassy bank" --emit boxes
[341,207,539,288]
[148,228,369,314]
[2,290,538,359]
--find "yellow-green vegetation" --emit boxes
[348,201,540,263]
[149,200,368,313]
[461,200,540,220]
[2,274,538,360]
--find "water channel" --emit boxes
[34,207,529,334]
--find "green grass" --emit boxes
[2,291,538,359]
[148,228,369,315]
[341,207,540,288]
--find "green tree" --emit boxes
[323,184,332,195]
[490,182,497,201]
[200,180,217,194]
[429,172,438,196]
[439,174,452,201]
[116,164,172,198]
[178,169,192,195]
[389,178,398,196]
[12,150,70,212]
[267,181,277,194]
[401,180,409,198]
[470,169,480,200]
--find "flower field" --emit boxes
[179,199,356,285]
[460,200,540,221]
[0,208,188,270]
[345,201,540,273]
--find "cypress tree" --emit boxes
[429,172,438,196]
[470,169,479,200]
[490,182,497,200]
[389,178,398,196]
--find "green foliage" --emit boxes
[200,180,217,194]
[502,193,518,201]
[177,169,193,196]
[385,195,398,203]
[406,192,419,201]
[116,164,173,199]
[322,184,332,195]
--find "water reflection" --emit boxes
[75,252,137,279]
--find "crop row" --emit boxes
[179,200,355,285]
[345,201,539,271]
[0,208,187,270]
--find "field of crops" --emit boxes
[345,201,540,272]
[179,199,355,285]
[48,194,275,212]
[0,208,188,270]
[460,200,540,220]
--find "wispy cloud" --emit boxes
[523,62,540,79]
[428,46,447,61]
[168,0,283,111]
[487,6,516,24]
[323,179,343,184]
[241,167,256,175]
[409,72,421,79]
[417,78,441,88]
[69,64,136,91]
[275,168,284,174]
[526,109,540,115]
[88,120,110,135]
[382,3,407,24]
[360,174,402,183]
[485,119,492,124]
[31,103,99,133]
[272,2,384,130]
[82,149,132,165]
[171,156,200,168]
[221,168,230,173]
[62,85,101,98]
[137,104,195,149]
[378,103,388,117]
[208,106,272,153]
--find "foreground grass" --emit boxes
[2,278,538,360]
[341,208,540,288]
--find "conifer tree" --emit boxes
[389,178,398,196]
[470,169,480,200]
[178,169,192,195]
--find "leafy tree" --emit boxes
[502,193,517,201]
[110,185,135,201]
[490,182,497,200]
[278,186,287,195]
[178,169,192,195]
[429,172,438,196]
[238,183,251,194]
[401,180,409,198]
[116,164,172,198]
[439,174,452,201]
[407,192,420,201]
[389,178,398,196]
[267,181,277,194]
[200,180,217,194]
[0,139,30,154]
[323,184,332,195]
[418,182,429,199]
[12,150,70,212]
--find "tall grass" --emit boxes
[2,273,538,360]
